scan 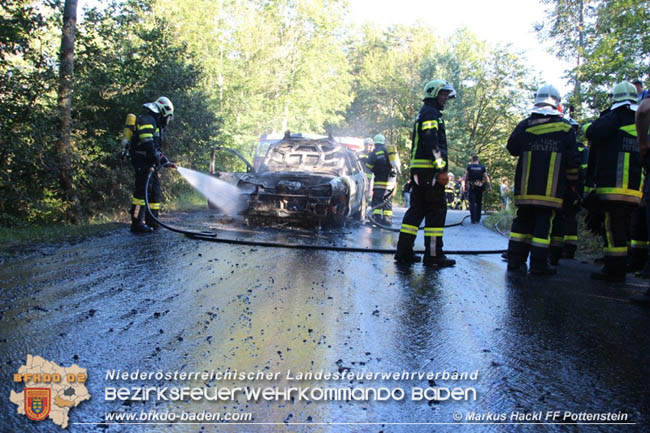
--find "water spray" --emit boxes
[176,166,246,216]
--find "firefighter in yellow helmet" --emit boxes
[585,81,642,282]
[123,96,177,233]
[394,79,456,267]
[366,133,396,226]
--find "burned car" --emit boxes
[216,134,368,227]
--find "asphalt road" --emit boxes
[1,209,649,433]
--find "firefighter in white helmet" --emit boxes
[123,96,176,233]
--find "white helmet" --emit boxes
[154,96,174,119]
[531,84,562,116]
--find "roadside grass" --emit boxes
[484,207,602,262]
[483,207,515,236]
[0,190,206,259]
[164,189,207,211]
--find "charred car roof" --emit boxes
[258,136,351,176]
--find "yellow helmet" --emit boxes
[423,79,456,100]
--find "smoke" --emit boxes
[177,167,245,216]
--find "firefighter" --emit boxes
[445,173,456,207]
[585,81,642,282]
[125,96,176,233]
[631,88,650,303]
[394,79,456,267]
[506,84,579,275]
[464,155,492,223]
[366,134,396,225]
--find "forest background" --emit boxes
[1,0,648,226]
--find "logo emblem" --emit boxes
[25,388,51,421]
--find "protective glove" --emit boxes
[165,162,177,169]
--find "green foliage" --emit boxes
[539,0,649,115]
[0,1,62,224]
[341,25,535,191]
[1,1,547,227]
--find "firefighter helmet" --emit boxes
[154,96,174,119]
[373,134,386,145]
[611,81,637,104]
[531,84,562,115]
[423,79,456,100]
[364,137,374,146]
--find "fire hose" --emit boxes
[145,169,507,255]
[367,187,470,230]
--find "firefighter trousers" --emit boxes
[549,205,579,260]
[396,181,446,258]
[508,206,556,266]
[599,201,634,273]
[371,187,393,225]
[629,203,648,268]
[132,153,162,227]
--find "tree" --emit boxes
[538,0,649,114]
[56,0,81,222]
[536,0,595,115]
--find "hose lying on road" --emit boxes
[366,188,481,230]
[145,170,507,255]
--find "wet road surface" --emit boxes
[1,209,649,432]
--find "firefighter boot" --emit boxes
[131,206,154,234]
[423,241,456,268]
[394,235,421,265]
[146,208,160,230]
[423,255,456,268]
[591,257,626,282]
[507,241,529,274]
[529,260,557,275]
[507,258,527,274]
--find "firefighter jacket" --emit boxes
[130,110,169,168]
[585,105,641,204]
[507,114,579,209]
[366,144,395,189]
[409,100,447,184]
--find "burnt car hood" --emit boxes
[241,171,335,192]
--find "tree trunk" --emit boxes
[575,0,584,115]
[56,0,81,223]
